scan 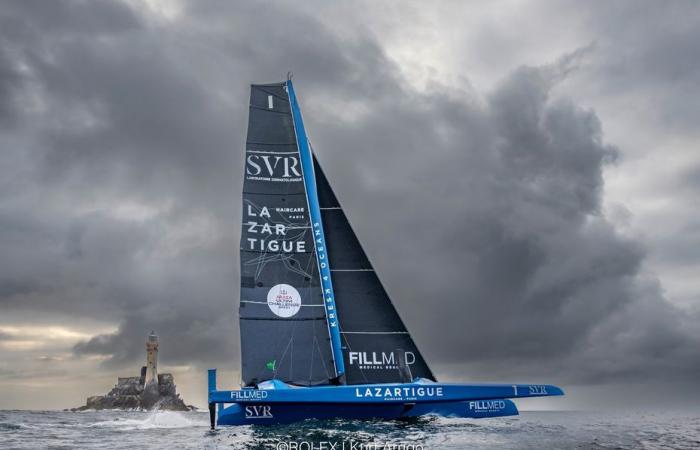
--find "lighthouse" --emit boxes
[145,331,159,387]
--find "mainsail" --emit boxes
[239,83,335,386]
[239,80,434,387]
[313,156,437,384]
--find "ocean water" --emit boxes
[1,410,699,450]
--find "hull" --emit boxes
[207,370,562,427]
[217,399,519,425]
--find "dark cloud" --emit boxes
[306,48,698,384]
[0,46,21,126]
[556,1,700,315]
[0,0,698,401]
[577,0,700,133]
[3,0,140,35]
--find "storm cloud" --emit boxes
[1,0,698,408]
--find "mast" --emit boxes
[287,79,346,381]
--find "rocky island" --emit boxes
[73,332,193,411]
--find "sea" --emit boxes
[1,410,699,450]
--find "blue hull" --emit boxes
[217,399,519,425]
[207,370,562,427]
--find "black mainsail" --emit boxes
[239,80,434,387]
[239,83,335,386]
[313,156,436,384]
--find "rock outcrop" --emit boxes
[73,367,192,411]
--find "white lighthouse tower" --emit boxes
[145,331,159,387]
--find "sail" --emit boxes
[239,83,335,386]
[314,156,437,384]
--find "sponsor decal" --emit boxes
[267,284,302,318]
[348,351,415,370]
[273,207,305,220]
[246,236,305,253]
[246,204,306,221]
[244,204,307,253]
[354,386,443,400]
[313,222,338,329]
[468,400,506,412]
[231,390,268,400]
[246,154,302,182]
[266,359,276,371]
[528,385,548,395]
[245,405,273,418]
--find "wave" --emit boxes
[89,411,207,430]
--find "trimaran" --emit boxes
[207,78,563,427]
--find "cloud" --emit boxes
[304,46,699,384]
[0,0,698,410]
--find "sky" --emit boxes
[0,0,698,410]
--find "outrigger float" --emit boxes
[208,78,563,427]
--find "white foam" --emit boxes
[90,411,207,430]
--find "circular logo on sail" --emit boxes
[267,284,301,318]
